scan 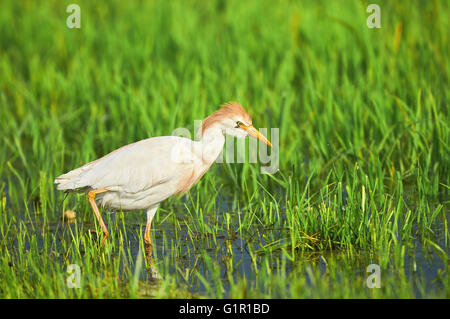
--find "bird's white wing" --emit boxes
[55,136,198,194]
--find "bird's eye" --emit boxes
[235,121,243,128]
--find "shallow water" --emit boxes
[149,217,447,297]
[3,185,449,298]
[113,196,448,297]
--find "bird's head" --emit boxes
[201,102,272,147]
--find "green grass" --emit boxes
[0,0,448,298]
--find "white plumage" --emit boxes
[56,136,202,208]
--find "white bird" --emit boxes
[55,102,271,253]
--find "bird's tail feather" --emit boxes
[54,162,95,191]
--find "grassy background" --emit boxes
[0,0,448,298]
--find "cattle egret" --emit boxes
[55,102,271,253]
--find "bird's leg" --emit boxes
[88,188,109,240]
[144,220,152,260]
[144,206,158,264]
[144,220,152,247]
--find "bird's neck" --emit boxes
[198,127,225,165]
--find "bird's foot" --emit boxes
[145,242,152,257]
[144,245,161,279]
[144,242,153,264]
[88,229,109,247]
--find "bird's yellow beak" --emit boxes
[239,124,272,147]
